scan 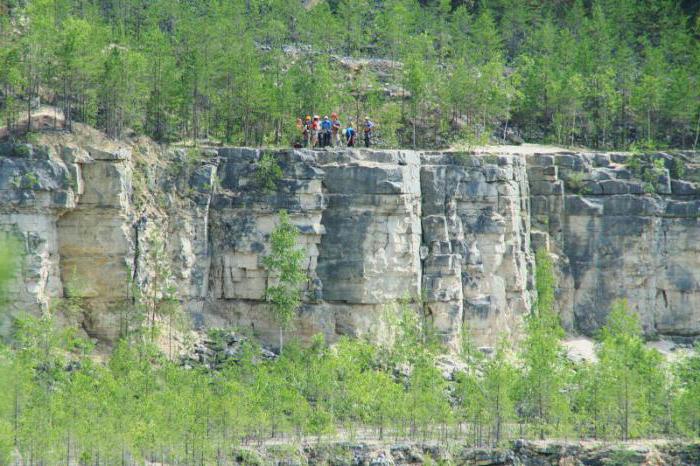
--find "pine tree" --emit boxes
[518,249,569,439]
[673,344,700,436]
[262,210,308,351]
[483,339,516,446]
[595,299,665,440]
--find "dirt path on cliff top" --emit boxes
[1,107,593,157]
[466,143,583,155]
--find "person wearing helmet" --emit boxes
[321,115,332,147]
[303,115,312,147]
[363,117,374,148]
[345,120,356,147]
[331,112,341,147]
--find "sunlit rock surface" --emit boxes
[2,134,699,347]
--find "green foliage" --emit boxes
[673,344,700,437]
[670,157,686,180]
[263,210,308,350]
[12,145,30,158]
[1,287,700,460]
[483,340,517,446]
[0,237,19,302]
[565,171,588,194]
[255,152,283,192]
[627,154,642,174]
[589,300,665,440]
[518,249,569,439]
[2,0,696,148]
[640,158,667,193]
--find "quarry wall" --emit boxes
[2,138,699,347]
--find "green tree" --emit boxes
[96,45,147,138]
[403,53,428,148]
[632,43,667,144]
[143,27,181,141]
[673,344,700,436]
[143,229,180,348]
[54,17,101,130]
[518,249,569,439]
[262,210,308,351]
[0,36,23,132]
[595,299,666,440]
[483,339,517,446]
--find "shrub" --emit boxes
[255,152,283,192]
[565,171,587,193]
[670,157,686,180]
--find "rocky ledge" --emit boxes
[226,439,700,465]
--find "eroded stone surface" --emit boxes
[2,139,700,347]
[527,151,700,338]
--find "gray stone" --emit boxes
[527,165,558,181]
[613,167,633,180]
[530,180,564,195]
[528,154,555,166]
[599,179,630,195]
[672,179,699,195]
[593,153,611,167]
[657,173,672,194]
[610,153,630,164]
[4,141,700,349]
[565,196,603,216]
[555,153,589,171]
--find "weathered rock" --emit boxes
[229,439,700,465]
[672,179,699,195]
[3,139,700,347]
[528,151,700,338]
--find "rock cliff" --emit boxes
[1,131,699,347]
[231,439,700,465]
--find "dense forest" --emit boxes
[0,0,699,148]
[2,239,700,464]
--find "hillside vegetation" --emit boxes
[0,0,699,148]
[2,244,700,464]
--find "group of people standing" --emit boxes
[296,113,374,149]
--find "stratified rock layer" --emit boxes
[231,439,700,465]
[2,138,700,347]
[527,151,700,339]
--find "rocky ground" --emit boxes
[162,438,700,465]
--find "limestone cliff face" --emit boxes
[202,149,531,347]
[528,151,700,339]
[1,136,699,347]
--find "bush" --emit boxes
[565,171,587,193]
[255,152,283,192]
[670,157,686,180]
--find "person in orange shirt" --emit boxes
[331,112,341,147]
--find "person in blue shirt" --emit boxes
[321,115,332,147]
[345,121,356,147]
[363,117,374,147]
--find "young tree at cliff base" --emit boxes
[263,210,308,351]
[595,299,665,440]
[518,248,570,439]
